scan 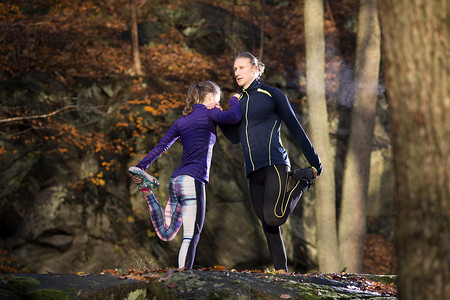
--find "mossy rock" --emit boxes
[0,275,40,292]
[28,288,70,300]
[363,274,396,285]
[0,275,41,299]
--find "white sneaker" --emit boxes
[128,166,160,192]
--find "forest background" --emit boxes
[0,1,447,298]
[0,0,394,274]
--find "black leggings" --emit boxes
[248,164,309,271]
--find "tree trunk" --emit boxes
[130,0,143,76]
[338,0,380,273]
[377,0,449,299]
[258,0,265,60]
[304,0,339,273]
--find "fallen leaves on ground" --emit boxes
[101,266,397,297]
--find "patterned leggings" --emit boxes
[144,175,205,269]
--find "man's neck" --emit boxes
[243,79,258,90]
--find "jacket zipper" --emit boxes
[244,90,255,171]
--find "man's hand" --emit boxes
[312,168,318,179]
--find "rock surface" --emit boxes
[1,270,397,299]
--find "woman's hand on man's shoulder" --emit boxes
[206,103,222,110]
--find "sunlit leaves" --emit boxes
[0,249,28,273]
[143,42,214,84]
[116,92,185,150]
[88,172,105,186]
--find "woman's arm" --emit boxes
[209,95,241,124]
[136,122,180,170]
[211,95,242,144]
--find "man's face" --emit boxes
[234,57,257,89]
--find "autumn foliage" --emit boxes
[364,234,396,275]
[0,249,28,274]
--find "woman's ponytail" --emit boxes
[183,81,221,116]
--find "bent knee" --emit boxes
[263,213,286,227]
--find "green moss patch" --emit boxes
[28,288,70,300]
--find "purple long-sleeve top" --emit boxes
[136,97,241,183]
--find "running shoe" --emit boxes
[292,167,315,188]
[128,166,160,192]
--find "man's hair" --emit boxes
[235,51,265,78]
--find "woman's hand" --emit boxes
[232,93,241,99]
[132,176,142,184]
[206,102,222,110]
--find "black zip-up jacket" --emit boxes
[220,79,322,176]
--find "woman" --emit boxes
[129,81,241,269]
[220,52,322,273]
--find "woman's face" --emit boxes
[234,57,257,89]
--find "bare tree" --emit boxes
[130,0,143,76]
[377,0,449,298]
[338,0,380,273]
[304,0,339,273]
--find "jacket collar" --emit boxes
[243,79,261,92]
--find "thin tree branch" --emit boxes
[0,105,77,124]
